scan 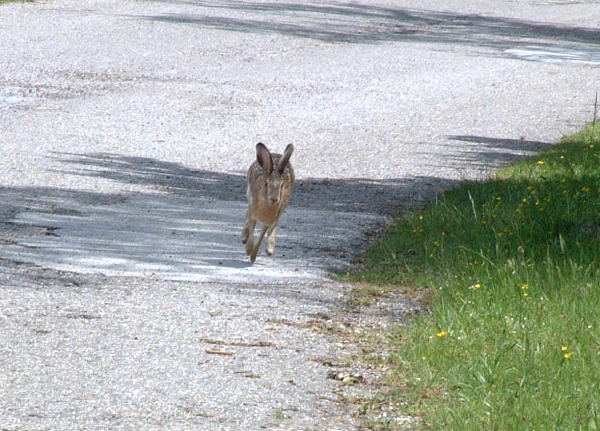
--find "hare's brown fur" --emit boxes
[242,143,294,263]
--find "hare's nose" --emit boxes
[269,196,279,203]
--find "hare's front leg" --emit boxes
[242,206,252,245]
[244,216,257,257]
[266,224,279,256]
[250,224,269,263]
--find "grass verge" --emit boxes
[352,123,600,430]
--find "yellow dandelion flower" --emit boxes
[422,356,428,361]
[475,283,482,289]
[522,283,530,290]
[564,352,573,359]
[538,160,545,165]
[434,241,442,247]
[436,331,449,338]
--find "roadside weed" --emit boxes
[354,123,600,430]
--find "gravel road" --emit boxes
[1,0,599,429]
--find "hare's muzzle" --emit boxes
[267,179,283,204]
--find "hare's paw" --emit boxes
[266,236,277,256]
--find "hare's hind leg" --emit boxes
[266,224,278,256]
[250,223,269,263]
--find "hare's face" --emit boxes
[266,174,285,204]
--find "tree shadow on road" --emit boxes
[0,153,451,285]
[441,135,553,169]
[0,135,550,289]
[53,152,453,215]
[137,1,600,53]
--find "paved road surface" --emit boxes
[1,0,598,429]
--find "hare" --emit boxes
[242,143,295,263]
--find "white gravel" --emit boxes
[0,0,599,429]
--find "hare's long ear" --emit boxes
[278,144,294,174]
[256,143,273,175]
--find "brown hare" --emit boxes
[242,143,295,263]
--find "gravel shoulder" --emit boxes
[1,0,599,429]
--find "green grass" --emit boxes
[353,123,600,430]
